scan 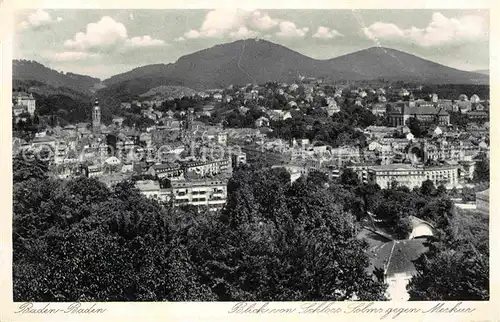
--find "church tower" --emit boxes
[92,99,101,134]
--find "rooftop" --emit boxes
[368,164,416,171]
[135,180,160,191]
[370,239,428,277]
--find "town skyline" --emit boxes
[14,9,489,79]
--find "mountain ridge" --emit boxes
[13,40,489,97]
[13,59,102,95]
[102,39,488,89]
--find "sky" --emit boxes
[13,9,489,80]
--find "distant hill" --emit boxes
[140,85,198,100]
[102,39,488,92]
[473,69,489,76]
[13,59,102,95]
[327,47,489,85]
[103,39,363,89]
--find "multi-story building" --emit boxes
[367,164,459,189]
[13,92,36,115]
[368,164,425,189]
[86,165,103,178]
[328,146,362,167]
[136,180,162,199]
[170,178,227,211]
[231,151,247,168]
[148,163,184,179]
[423,165,459,187]
[347,163,378,184]
[182,159,232,177]
[54,140,68,164]
[387,103,450,127]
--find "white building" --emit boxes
[13,92,36,115]
[170,178,228,211]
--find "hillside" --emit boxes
[473,69,489,76]
[13,59,102,95]
[140,85,198,100]
[103,39,363,89]
[103,40,488,91]
[328,47,488,84]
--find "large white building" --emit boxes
[367,164,459,189]
[13,92,36,115]
[135,177,228,212]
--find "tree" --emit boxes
[408,207,489,301]
[408,246,489,300]
[473,153,489,183]
[339,168,360,187]
[14,158,386,302]
[420,179,436,196]
[406,117,430,138]
[13,153,49,183]
[218,167,387,300]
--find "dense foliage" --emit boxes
[407,207,489,300]
[13,157,387,301]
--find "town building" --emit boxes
[373,239,428,301]
[170,177,228,211]
[86,164,103,178]
[387,103,450,127]
[231,151,247,168]
[13,92,36,115]
[92,99,101,135]
[148,163,184,179]
[367,164,459,189]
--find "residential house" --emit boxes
[467,110,488,123]
[169,177,228,211]
[371,103,387,116]
[148,163,184,179]
[112,117,125,127]
[86,164,103,178]
[255,116,270,127]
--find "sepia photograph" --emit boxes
[10,7,490,305]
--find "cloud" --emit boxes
[125,35,165,47]
[184,29,202,39]
[275,21,309,38]
[50,51,99,62]
[19,9,63,29]
[63,16,165,53]
[174,36,185,42]
[249,11,279,30]
[201,9,250,34]
[229,26,258,38]
[363,12,488,46]
[56,17,63,22]
[312,26,343,39]
[181,9,282,39]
